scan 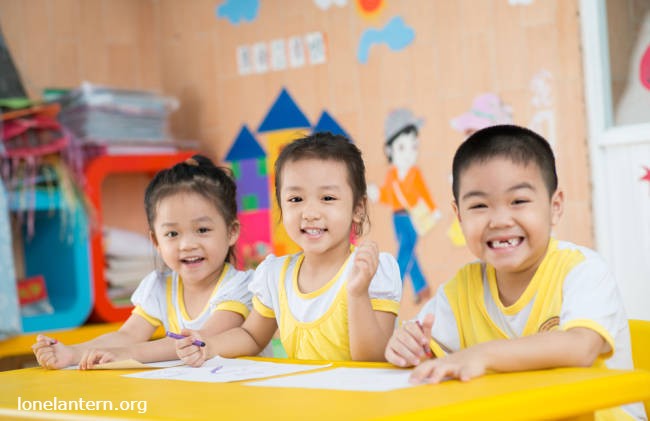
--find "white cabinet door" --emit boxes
[581,0,650,320]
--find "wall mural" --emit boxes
[356,0,384,17]
[357,16,415,64]
[216,0,260,25]
[529,69,557,148]
[314,0,348,11]
[236,32,327,76]
[224,89,353,268]
[367,109,439,303]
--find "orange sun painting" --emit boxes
[356,0,384,18]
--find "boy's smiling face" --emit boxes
[453,156,564,286]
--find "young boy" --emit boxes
[385,125,646,421]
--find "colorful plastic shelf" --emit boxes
[9,187,92,333]
[84,152,194,323]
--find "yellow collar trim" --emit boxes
[292,245,355,299]
[487,239,557,315]
[177,263,230,321]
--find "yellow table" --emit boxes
[0,324,165,371]
[0,360,648,420]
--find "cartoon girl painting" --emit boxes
[368,108,440,303]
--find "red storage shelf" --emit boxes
[85,152,194,322]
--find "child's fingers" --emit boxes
[35,347,55,368]
[98,351,116,364]
[180,328,201,339]
[42,355,58,370]
[410,360,451,384]
[386,328,425,366]
[36,349,54,368]
[79,350,91,370]
[385,345,411,367]
[179,345,204,367]
[80,349,102,370]
[409,360,433,383]
[421,314,435,337]
[426,364,455,384]
[188,352,205,368]
[177,335,199,350]
[397,325,427,358]
[356,242,379,268]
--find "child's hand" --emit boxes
[78,348,126,370]
[175,329,207,367]
[409,346,487,384]
[385,314,435,367]
[347,241,379,297]
[31,335,78,369]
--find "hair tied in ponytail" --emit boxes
[185,157,199,167]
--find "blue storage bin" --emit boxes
[0,181,21,339]
[9,188,93,333]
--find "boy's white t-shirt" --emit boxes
[417,240,645,421]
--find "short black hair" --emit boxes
[452,124,558,202]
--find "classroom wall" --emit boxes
[0,0,592,319]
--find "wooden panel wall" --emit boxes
[0,0,592,318]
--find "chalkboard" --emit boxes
[0,24,27,99]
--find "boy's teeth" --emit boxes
[305,229,321,235]
[184,257,201,262]
[491,238,521,248]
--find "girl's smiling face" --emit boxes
[278,158,363,259]
[152,191,238,286]
[453,157,563,286]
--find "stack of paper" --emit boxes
[103,227,156,302]
[57,82,181,154]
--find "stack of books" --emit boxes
[103,227,156,304]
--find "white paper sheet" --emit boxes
[246,367,416,392]
[123,356,331,383]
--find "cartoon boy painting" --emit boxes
[368,109,440,303]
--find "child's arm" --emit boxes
[32,314,156,369]
[347,242,396,361]
[410,327,607,384]
[78,309,247,369]
[175,310,278,367]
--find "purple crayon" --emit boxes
[166,331,206,347]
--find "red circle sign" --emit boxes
[641,45,650,90]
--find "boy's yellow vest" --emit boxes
[430,239,633,421]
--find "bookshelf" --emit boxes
[84,152,194,323]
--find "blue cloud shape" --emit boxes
[357,16,415,64]
[216,0,260,24]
